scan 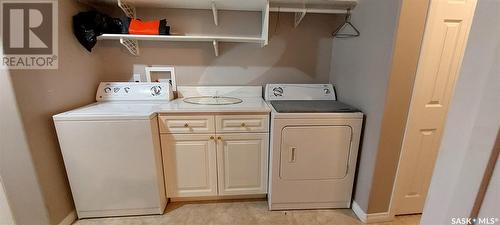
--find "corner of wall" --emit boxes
[365,0,430,214]
[0,71,51,225]
[4,0,106,225]
[352,201,394,224]
[328,0,403,215]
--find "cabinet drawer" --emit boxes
[216,115,269,133]
[159,115,215,134]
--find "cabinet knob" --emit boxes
[241,123,246,127]
[184,123,189,127]
[210,136,215,140]
[217,136,222,140]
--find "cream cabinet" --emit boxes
[217,133,269,195]
[160,113,269,198]
[162,134,218,197]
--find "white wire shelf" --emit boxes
[98,34,266,56]
[88,0,356,56]
[98,34,266,43]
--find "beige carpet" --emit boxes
[73,200,421,225]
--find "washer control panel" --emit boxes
[265,84,336,101]
[96,82,173,101]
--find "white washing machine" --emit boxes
[53,82,172,218]
[265,84,363,210]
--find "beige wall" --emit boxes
[367,0,430,213]
[96,8,342,85]
[5,1,102,224]
[329,0,401,212]
[0,176,15,225]
[1,68,50,225]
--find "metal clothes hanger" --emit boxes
[332,9,360,38]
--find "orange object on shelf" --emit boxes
[129,19,160,35]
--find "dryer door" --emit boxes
[279,125,351,180]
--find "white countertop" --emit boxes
[157,98,271,113]
[54,97,270,121]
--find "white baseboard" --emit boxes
[351,201,394,224]
[58,211,77,225]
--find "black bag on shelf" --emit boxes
[73,11,123,52]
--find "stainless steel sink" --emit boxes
[183,96,243,105]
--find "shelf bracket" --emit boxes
[212,40,219,56]
[211,1,218,26]
[117,0,136,18]
[294,9,307,27]
[117,0,138,56]
[120,38,140,56]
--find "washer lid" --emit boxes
[53,102,158,121]
[270,100,360,113]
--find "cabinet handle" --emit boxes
[290,147,296,163]
[217,136,222,140]
[210,136,215,140]
[184,123,189,127]
[241,123,246,127]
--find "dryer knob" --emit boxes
[104,87,112,93]
[150,86,162,96]
[273,87,284,97]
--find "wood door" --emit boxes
[393,0,478,215]
[216,133,269,195]
[161,134,218,197]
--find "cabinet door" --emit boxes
[161,134,217,197]
[217,133,269,195]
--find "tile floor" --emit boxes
[73,200,421,225]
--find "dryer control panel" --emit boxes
[265,84,336,101]
[96,82,174,101]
